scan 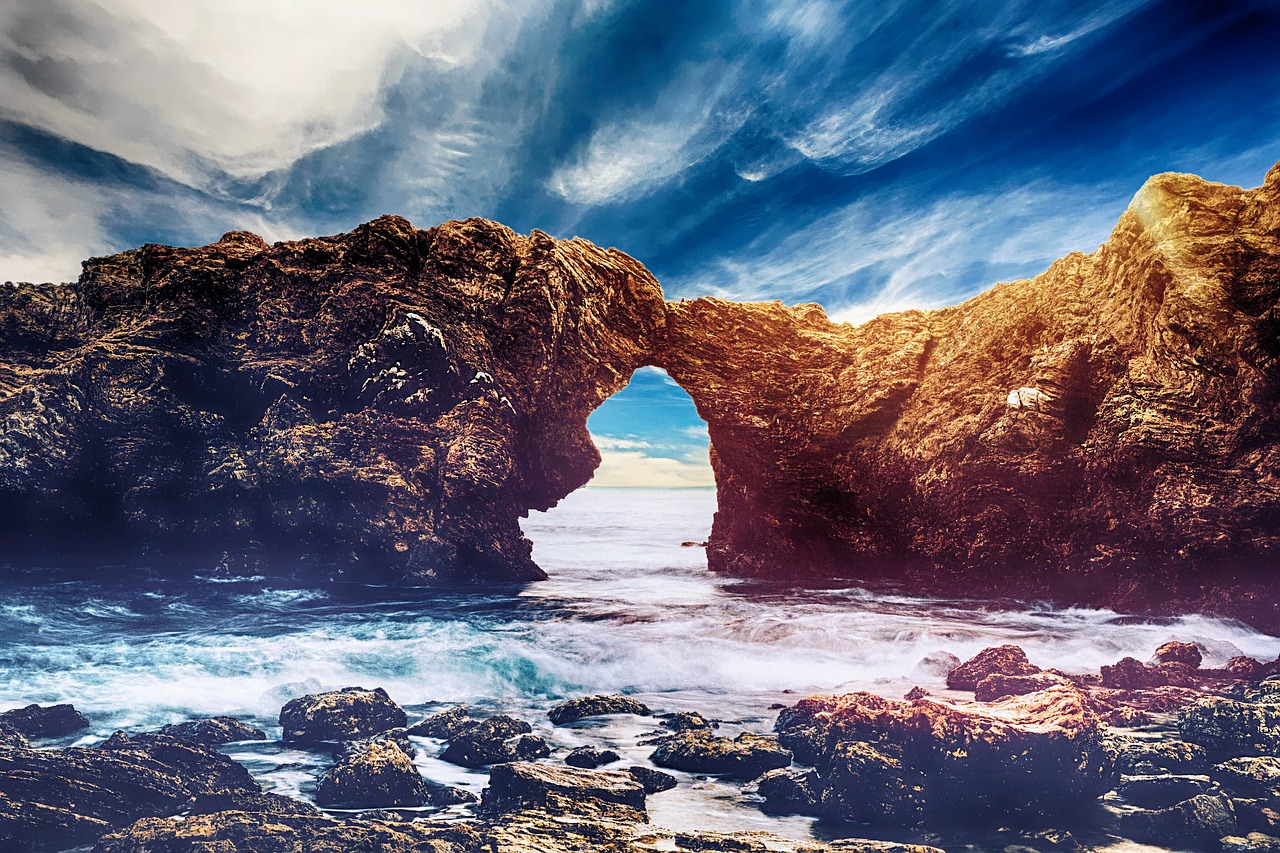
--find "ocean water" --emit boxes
[1,486,1278,842]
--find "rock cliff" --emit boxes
[2,163,1278,627]
[0,216,665,581]
[655,163,1280,630]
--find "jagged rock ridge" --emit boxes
[2,163,1278,628]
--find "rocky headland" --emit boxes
[1,163,1279,625]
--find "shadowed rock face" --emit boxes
[654,163,1280,631]
[0,216,665,582]
[2,164,1279,628]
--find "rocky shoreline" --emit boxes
[2,641,1278,852]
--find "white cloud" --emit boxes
[547,62,749,204]
[675,179,1131,325]
[592,435,651,451]
[590,448,714,488]
[0,1,522,189]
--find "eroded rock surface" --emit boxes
[280,687,406,742]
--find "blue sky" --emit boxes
[2,1,1278,485]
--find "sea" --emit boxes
[2,486,1278,846]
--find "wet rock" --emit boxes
[946,645,1040,690]
[911,651,962,680]
[1215,756,1280,798]
[0,703,89,738]
[0,724,27,749]
[1180,697,1280,760]
[649,731,792,780]
[157,716,266,745]
[754,767,822,815]
[903,686,930,701]
[1115,774,1213,808]
[1117,792,1238,848]
[1155,641,1204,669]
[775,685,1115,826]
[188,790,320,816]
[548,694,652,725]
[0,736,261,851]
[1099,706,1153,728]
[565,746,621,768]
[94,812,475,853]
[626,766,677,794]
[1103,734,1209,776]
[1222,833,1280,852]
[659,711,716,731]
[975,672,1070,702]
[407,705,475,739]
[440,715,550,768]
[316,738,430,808]
[1101,656,1196,689]
[280,687,407,742]
[480,760,647,817]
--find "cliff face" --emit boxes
[1,164,1278,627]
[0,216,665,581]
[655,163,1280,629]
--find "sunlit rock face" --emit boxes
[654,163,1280,631]
[0,216,666,581]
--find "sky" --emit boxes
[2,1,1279,486]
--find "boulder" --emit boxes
[0,704,89,738]
[279,687,407,742]
[1155,641,1203,669]
[407,705,476,739]
[565,746,620,769]
[1215,756,1280,799]
[97,732,259,795]
[188,790,320,816]
[548,694,652,725]
[626,766,677,794]
[1101,656,1196,689]
[903,686,930,701]
[1221,833,1280,853]
[911,651,962,680]
[649,731,791,780]
[157,716,266,746]
[316,739,429,808]
[755,767,822,815]
[975,672,1070,702]
[1180,697,1280,760]
[1103,734,1208,775]
[946,646,1040,690]
[775,685,1115,826]
[0,725,27,750]
[659,711,715,731]
[480,761,646,817]
[1118,792,1238,849]
[1115,774,1213,808]
[439,715,550,768]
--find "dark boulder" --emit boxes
[480,761,646,817]
[1101,656,1195,689]
[0,704,89,738]
[1155,641,1204,669]
[1118,793,1238,849]
[407,705,476,739]
[316,739,430,808]
[903,686,930,701]
[279,687,407,742]
[97,732,259,795]
[565,746,620,769]
[157,716,266,746]
[1115,774,1213,808]
[1215,756,1280,799]
[626,766,677,794]
[1180,697,1280,760]
[659,711,715,731]
[754,767,822,815]
[1104,734,1209,776]
[439,715,549,768]
[775,686,1115,827]
[548,694,652,725]
[946,645,1040,691]
[649,731,791,780]
[0,724,27,749]
[975,672,1070,702]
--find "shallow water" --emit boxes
[1,486,1277,842]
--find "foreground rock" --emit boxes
[0,734,261,851]
[650,731,792,780]
[548,694,652,724]
[1179,695,1280,760]
[439,715,550,768]
[316,737,431,808]
[280,687,407,742]
[480,761,647,818]
[946,645,1040,691]
[157,716,265,745]
[0,704,89,739]
[773,685,1115,826]
[409,705,477,739]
